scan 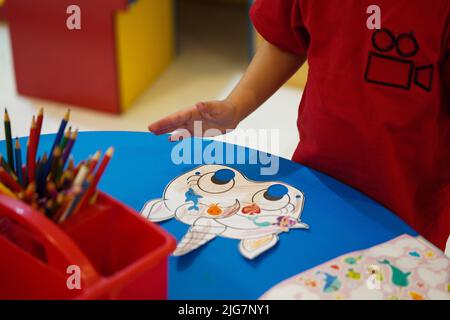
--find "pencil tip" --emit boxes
[71,129,78,139]
[64,109,71,121]
[106,147,115,157]
[54,146,61,156]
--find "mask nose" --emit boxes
[207,204,222,216]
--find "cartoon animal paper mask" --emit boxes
[140,165,309,259]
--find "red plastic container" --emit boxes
[0,192,176,300]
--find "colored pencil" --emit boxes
[36,152,47,194]
[68,173,93,219]
[78,147,113,210]
[0,154,17,178]
[41,152,48,166]
[53,194,71,222]
[45,199,55,217]
[4,109,14,170]
[23,182,36,202]
[34,108,43,150]
[88,151,101,173]
[72,160,85,178]
[59,169,75,190]
[49,193,65,221]
[60,126,71,150]
[0,167,22,192]
[55,157,64,182]
[62,129,78,165]
[50,147,62,179]
[67,157,75,171]
[58,164,89,222]
[0,181,17,199]
[27,116,37,183]
[14,138,23,186]
[72,164,90,188]
[42,110,70,180]
[0,154,12,173]
[0,108,114,224]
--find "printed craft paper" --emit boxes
[261,234,450,300]
[141,165,309,259]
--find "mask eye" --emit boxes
[252,184,290,211]
[197,169,235,194]
[211,169,235,185]
[264,184,288,201]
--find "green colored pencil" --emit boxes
[4,110,14,171]
[60,126,71,150]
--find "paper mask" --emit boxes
[140,165,309,259]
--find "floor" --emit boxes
[0,1,302,160]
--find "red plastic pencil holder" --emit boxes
[0,192,176,300]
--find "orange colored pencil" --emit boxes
[27,116,37,183]
[0,181,17,199]
[0,167,22,192]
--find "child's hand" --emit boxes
[148,100,240,141]
[148,40,305,142]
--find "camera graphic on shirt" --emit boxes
[364,28,433,92]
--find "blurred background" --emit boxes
[0,0,308,159]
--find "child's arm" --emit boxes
[148,39,306,140]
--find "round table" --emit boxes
[13,131,417,299]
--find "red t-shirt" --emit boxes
[251,0,450,250]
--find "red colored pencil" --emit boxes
[88,151,101,173]
[78,147,114,209]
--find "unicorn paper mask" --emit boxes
[140,165,309,259]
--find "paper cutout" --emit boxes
[261,235,450,300]
[141,165,308,259]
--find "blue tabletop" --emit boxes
[4,131,417,299]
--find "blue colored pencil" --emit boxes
[39,110,70,193]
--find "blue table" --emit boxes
[8,131,417,299]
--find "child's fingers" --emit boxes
[152,119,195,135]
[148,109,193,133]
[169,128,193,142]
[151,127,179,136]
